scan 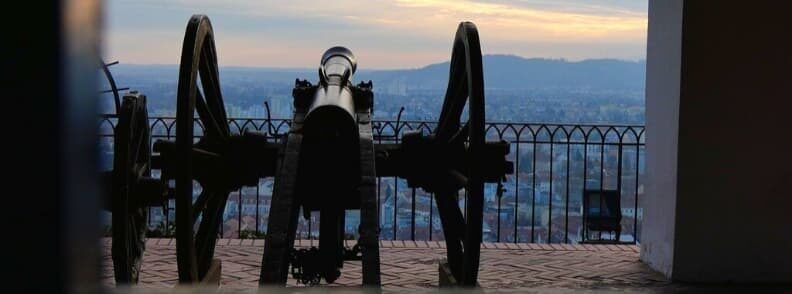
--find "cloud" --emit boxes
[105,0,647,68]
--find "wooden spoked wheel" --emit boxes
[433,21,486,287]
[174,14,233,283]
[111,93,151,284]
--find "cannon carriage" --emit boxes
[104,14,512,288]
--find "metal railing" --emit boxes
[99,115,645,244]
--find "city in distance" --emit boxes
[102,54,646,124]
[99,53,646,243]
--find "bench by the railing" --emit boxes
[99,115,645,244]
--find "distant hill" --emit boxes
[110,55,645,92]
[103,55,645,122]
[356,55,645,92]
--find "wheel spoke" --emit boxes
[462,181,484,285]
[195,89,226,140]
[198,43,229,137]
[435,50,468,142]
[448,121,470,146]
[435,189,466,282]
[195,190,230,279]
[192,189,211,223]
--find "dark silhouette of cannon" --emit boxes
[108,14,512,288]
[100,60,171,285]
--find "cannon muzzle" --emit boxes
[321,46,357,82]
[304,47,359,142]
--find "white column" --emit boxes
[641,0,683,278]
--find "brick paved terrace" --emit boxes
[102,238,670,291]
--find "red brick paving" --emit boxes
[101,238,668,290]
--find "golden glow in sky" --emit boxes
[106,0,647,68]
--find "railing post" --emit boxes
[429,193,434,241]
[548,129,555,243]
[255,183,260,235]
[531,137,537,243]
[238,188,243,238]
[582,131,589,243]
[513,140,520,243]
[564,135,571,244]
[411,188,416,241]
[635,130,644,244]
[393,178,398,240]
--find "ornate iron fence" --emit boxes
[99,115,645,244]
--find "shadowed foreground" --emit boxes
[102,238,669,291]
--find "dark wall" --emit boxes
[7,0,102,291]
[673,1,792,282]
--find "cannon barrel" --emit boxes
[296,47,364,284]
[304,47,358,141]
[299,47,361,209]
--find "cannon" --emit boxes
[258,46,381,286]
[100,60,172,285]
[151,15,280,283]
[102,91,154,284]
[147,15,512,287]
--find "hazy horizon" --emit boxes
[105,1,648,69]
[108,53,646,71]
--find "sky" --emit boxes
[104,0,647,69]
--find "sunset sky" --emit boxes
[104,0,647,69]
